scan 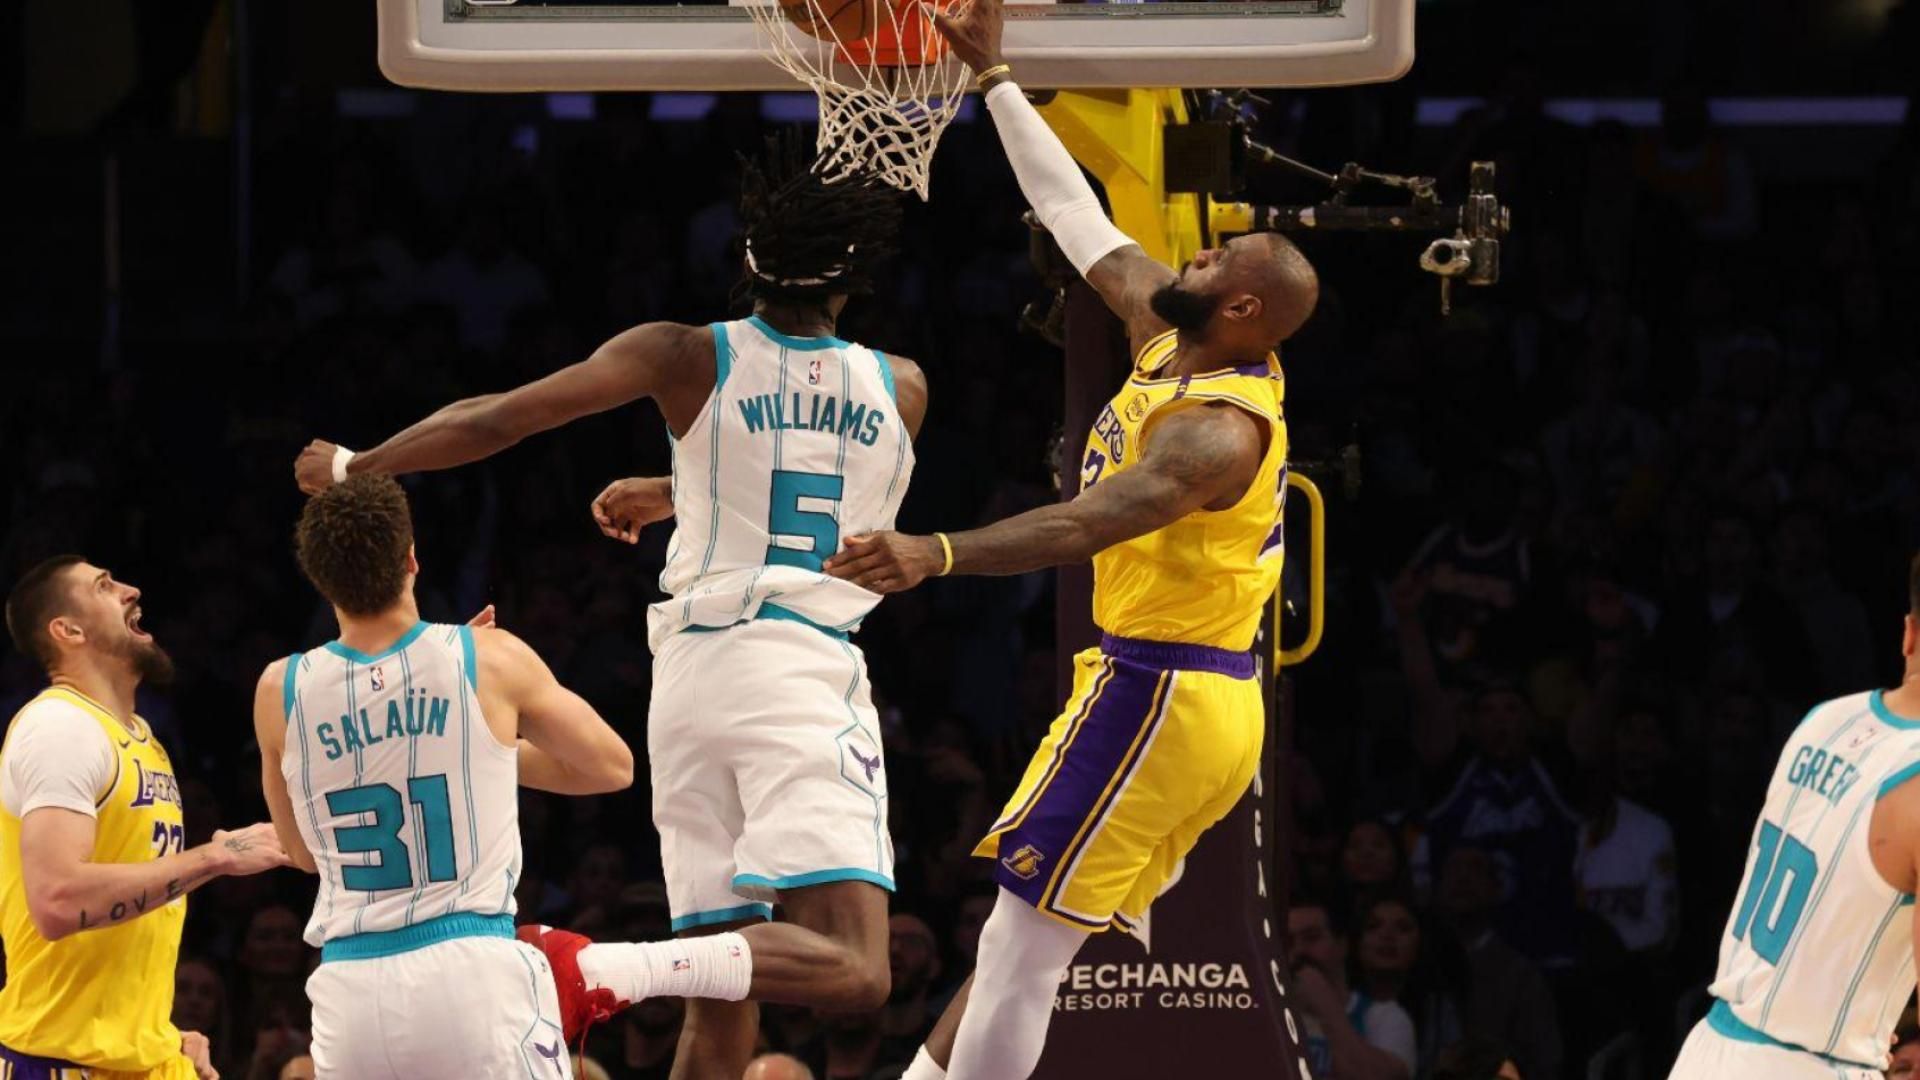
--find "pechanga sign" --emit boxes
[1031,750,1311,1077]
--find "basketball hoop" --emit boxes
[747,0,970,200]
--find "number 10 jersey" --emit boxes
[1706,689,1920,1070]
[281,622,520,948]
[648,317,914,651]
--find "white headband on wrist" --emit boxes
[331,445,356,485]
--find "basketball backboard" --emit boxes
[376,0,1414,92]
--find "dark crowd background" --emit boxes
[3,2,1920,1078]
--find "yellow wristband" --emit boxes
[934,532,955,577]
[975,63,1012,89]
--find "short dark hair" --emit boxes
[1910,551,1920,620]
[735,130,902,306]
[1287,892,1350,939]
[5,554,87,672]
[295,476,414,616]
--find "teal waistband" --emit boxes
[683,602,850,641]
[1706,1000,1876,1071]
[321,911,514,963]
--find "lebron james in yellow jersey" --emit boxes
[1,558,288,1079]
[826,3,1316,1077]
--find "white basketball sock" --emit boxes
[946,888,1089,1080]
[902,1046,947,1080]
[577,932,754,1002]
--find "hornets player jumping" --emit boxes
[1667,553,1920,1079]
[2,557,290,1080]
[292,136,926,1080]
[820,2,1318,1076]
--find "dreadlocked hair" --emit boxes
[735,130,903,306]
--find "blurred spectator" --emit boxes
[1353,894,1466,1077]
[1433,848,1561,1080]
[173,956,235,1076]
[1286,897,1416,1080]
[1575,773,1680,956]
[1889,1008,1920,1080]
[884,914,943,1051]
[423,199,552,354]
[1432,1039,1524,1080]
[277,1055,316,1080]
[747,1054,816,1080]
[1339,820,1412,897]
[1635,89,1758,240]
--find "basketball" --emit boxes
[778,0,893,44]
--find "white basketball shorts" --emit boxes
[307,927,569,1080]
[1668,1014,1882,1080]
[649,615,894,932]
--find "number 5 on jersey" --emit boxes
[768,469,844,572]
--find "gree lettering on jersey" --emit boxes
[315,689,451,762]
[736,393,887,447]
[1785,745,1862,805]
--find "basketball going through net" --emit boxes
[748,0,971,199]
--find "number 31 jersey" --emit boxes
[282,623,520,947]
[1707,690,1920,1070]
[649,317,915,650]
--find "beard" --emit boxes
[127,638,176,687]
[1148,280,1222,334]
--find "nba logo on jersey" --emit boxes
[370,665,385,691]
[808,356,823,385]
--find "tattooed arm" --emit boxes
[17,811,288,941]
[825,402,1267,590]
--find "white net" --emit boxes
[746,0,971,200]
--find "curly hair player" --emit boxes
[821,2,1320,1076]
[256,476,635,1078]
[292,135,928,1080]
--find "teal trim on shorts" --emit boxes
[1705,1000,1876,1071]
[321,911,514,963]
[733,868,896,893]
[670,903,774,932]
[682,603,850,642]
[323,621,429,665]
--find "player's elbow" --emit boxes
[288,847,319,874]
[25,884,80,941]
[591,741,636,794]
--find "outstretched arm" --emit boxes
[478,627,635,796]
[295,321,709,493]
[932,0,1175,345]
[825,402,1263,590]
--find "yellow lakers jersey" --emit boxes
[1084,330,1288,652]
[0,687,187,1071]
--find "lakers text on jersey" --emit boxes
[0,688,189,1075]
[978,331,1287,933]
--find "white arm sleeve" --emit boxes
[982,81,1137,276]
[0,700,117,819]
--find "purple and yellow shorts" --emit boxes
[975,634,1264,932]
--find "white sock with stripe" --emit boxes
[578,932,754,1002]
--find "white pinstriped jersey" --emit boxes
[1707,690,1920,1069]
[281,623,520,946]
[648,316,914,650]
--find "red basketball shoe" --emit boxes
[517,923,631,1043]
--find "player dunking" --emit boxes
[256,476,636,1078]
[292,137,927,1080]
[1,557,290,1080]
[823,2,1318,1076]
[1668,554,1920,1079]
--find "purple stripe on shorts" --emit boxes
[991,661,1169,915]
[1100,633,1255,679]
[0,1042,80,1078]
